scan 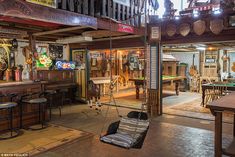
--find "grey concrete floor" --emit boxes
[34,103,234,157]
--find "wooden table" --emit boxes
[202,83,235,106]
[90,76,119,95]
[207,92,235,157]
[129,75,185,99]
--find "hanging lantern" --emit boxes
[12,38,18,49]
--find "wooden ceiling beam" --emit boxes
[33,26,93,37]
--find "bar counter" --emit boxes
[0,82,77,132]
[0,81,43,132]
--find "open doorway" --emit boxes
[88,48,146,109]
[161,42,235,122]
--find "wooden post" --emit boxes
[29,34,36,81]
[147,25,162,117]
[234,113,235,137]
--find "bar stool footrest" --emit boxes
[25,123,49,131]
[0,129,21,140]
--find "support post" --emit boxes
[29,34,36,81]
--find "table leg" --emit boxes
[175,82,179,96]
[103,84,105,95]
[136,85,140,99]
[234,113,235,137]
[214,111,223,157]
[202,88,205,107]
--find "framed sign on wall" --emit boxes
[26,0,56,8]
[150,26,161,41]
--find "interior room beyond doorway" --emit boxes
[162,42,235,123]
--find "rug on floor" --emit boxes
[169,98,210,113]
[164,98,234,123]
[0,124,92,156]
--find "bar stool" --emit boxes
[59,88,72,107]
[0,102,20,140]
[21,94,48,130]
[44,90,61,119]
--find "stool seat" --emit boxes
[0,102,17,109]
[23,98,47,104]
[0,101,20,140]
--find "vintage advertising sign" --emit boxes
[56,61,76,70]
[113,0,130,7]
[26,0,56,8]
[150,26,160,40]
[118,24,134,33]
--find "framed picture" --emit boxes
[72,50,85,67]
[91,58,97,66]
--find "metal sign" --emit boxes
[26,0,56,8]
[113,0,130,7]
[56,61,76,70]
[151,27,160,40]
[118,24,134,33]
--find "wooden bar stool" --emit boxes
[44,90,61,119]
[0,100,20,140]
[21,93,48,130]
[59,88,72,107]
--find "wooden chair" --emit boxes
[204,83,228,106]
[190,75,200,93]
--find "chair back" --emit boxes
[127,111,148,120]
[87,80,100,97]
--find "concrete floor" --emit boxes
[1,90,233,157]
[34,103,234,157]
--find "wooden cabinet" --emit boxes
[162,61,179,76]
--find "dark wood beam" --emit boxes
[0,0,97,28]
[33,26,93,36]
[70,37,144,50]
